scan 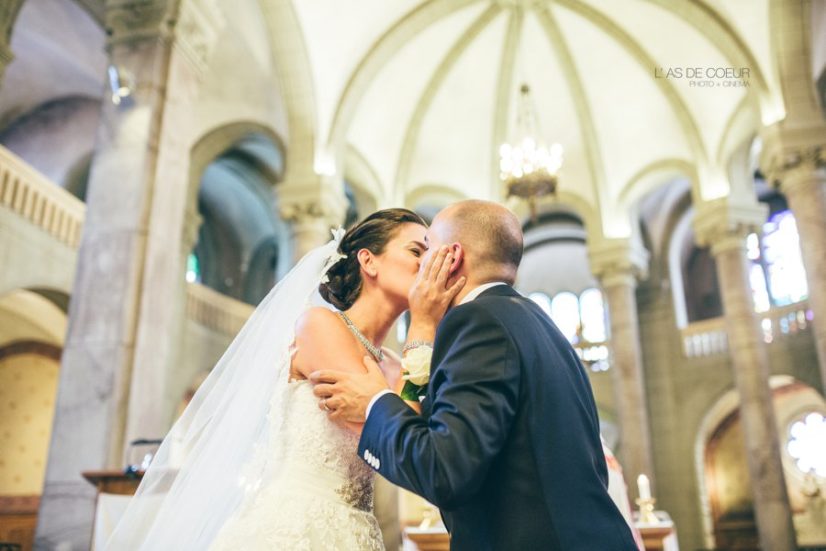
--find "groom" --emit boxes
[311,200,637,550]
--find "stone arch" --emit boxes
[257,0,318,180]
[187,121,286,217]
[619,159,696,214]
[694,377,826,549]
[0,95,100,190]
[187,121,289,304]
[404,183,467,212]
[344,145,383,212]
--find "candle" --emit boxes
[637,474,651,500]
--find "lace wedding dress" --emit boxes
[209,379,384,550]
[105,232,385,550]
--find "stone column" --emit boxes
[695,199,797,551]
[589,238,655,497]
[764,143,826,390]
[0,0,24,87]
[165,207,203,407]
[35,1,222,549]
[279,177,348,263]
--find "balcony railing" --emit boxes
[185,282,254,336]
[681,300,812,358]
[0,145,85,248]
[682,317,729,358]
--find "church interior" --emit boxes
[0,0,825,549]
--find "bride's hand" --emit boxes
[408,245,466,330]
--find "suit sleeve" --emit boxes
[358,303,519,510]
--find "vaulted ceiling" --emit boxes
[290,0,813,238]
[5,0,822,242]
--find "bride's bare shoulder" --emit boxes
[294,307,357,350]
[297,306,338,324]
[293,307,364,376]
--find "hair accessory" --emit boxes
[320,227,348,284]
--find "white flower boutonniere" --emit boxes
[400,345,433,401]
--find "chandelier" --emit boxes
[499,83,563,221]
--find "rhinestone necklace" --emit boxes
[338,311,384,362]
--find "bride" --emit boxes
[105,208,463,550]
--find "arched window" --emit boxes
[786,412,826,477]
[530,289,610,372]
[747,210,808,313]
[186,253,201,283]
[528,292,552,318]
[579,288,607,343]
[551,292,580,343]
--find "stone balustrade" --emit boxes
[682,300,812,358]
[185,282,254,336]
[0,145,84,248]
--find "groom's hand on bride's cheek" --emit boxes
[309,357,389,423]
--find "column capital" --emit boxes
[693,197,767,254]
[0,0,25,38]
[278,175,348,229]
[104,0,173,47]
[588,236,649,287]
[0,0,24,82]
[759,122,826,191]
[0,39,12,69]
[172,0,224,75]
[105,0,223,75]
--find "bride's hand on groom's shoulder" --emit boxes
[409,245,466,331]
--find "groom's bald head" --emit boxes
[431,200,523,284]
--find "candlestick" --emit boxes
[635,497,659,524]
[637,473,651,500]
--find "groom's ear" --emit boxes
[449,243,463,274]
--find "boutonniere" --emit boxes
[400,345,432,401]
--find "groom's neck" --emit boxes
[450,278,497,307]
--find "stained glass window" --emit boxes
[551,292,580,343]
[786,412,826,477]
[186,253,201,283]
[530,289,610,372]
[529,292,552,318]
[747,210,808,312]
[579,288,607,343]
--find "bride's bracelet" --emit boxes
[402,340,433,355]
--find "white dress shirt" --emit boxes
[365,282,508,419]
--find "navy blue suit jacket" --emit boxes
[359,285,637,550]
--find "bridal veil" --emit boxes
[105,230,345,549]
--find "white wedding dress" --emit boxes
[209,380,383,550]
[105,232,386,550]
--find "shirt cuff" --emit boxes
[366,389,394,420]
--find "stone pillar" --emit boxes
[695,199,797,551]
[279,177,347,263]
[35,1,222,549]
[589,238,655,497]
[763,141,826,390]
[0,0,24,87]
[165,206,203,406]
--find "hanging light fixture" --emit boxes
[499,83,563,221]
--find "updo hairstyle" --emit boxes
[319,208,426,310]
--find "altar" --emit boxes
[82,470,142,550]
